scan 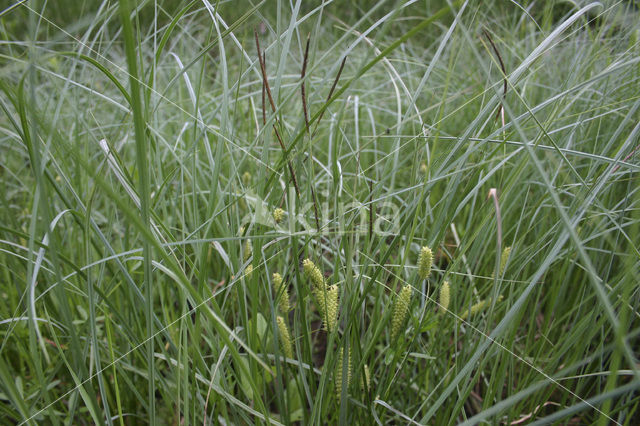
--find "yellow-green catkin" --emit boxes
[242,240,253,278]
[325,285,339,332]
[303,258,324,289]
[242,171,252,185]
[304,259,339,332]
[460,295,504,320]
[314,285,339,332]
[243,240,252,263]
[439,281,450,313]
[360,364,371,392]
[418,246,433,279]
[276,315,293,359]
[391,285,412,339]
[244,264,253,278]
[335,348,352,400]
[313,289,327,329]
[499,246,511,276]
[273,207,285,224]
[272,272,289,314]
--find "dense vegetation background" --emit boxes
[1,0,639,424]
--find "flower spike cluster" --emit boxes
[460,295,504,320]
[439,281,450,313]
[335,348,352,400]
[273,207,285,224]
[303,258,339,332]
[391,284,412,340]
[499,246,511,276]
[276,315,293,359]
[418,246,433,279]
[272,272,290,314]
[303,259,324,289]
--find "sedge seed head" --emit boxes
[243,240,252,262]
[303,258,324,289]
[242,171,251,185]
[360,364,371,392]
[273,208,285,224]
[273,272,283,288]
[460,295,504,320]
[418,246,433,279]
[313,286,327,321]
[335,348,352,400]
[273,272,290,314]
[276,315,293,359]
[312,284,339,332]
[439,281,450,313]
[325,285,339,332]
[499,246,512,276]
[391,285,412,340]
[244,264,253,278]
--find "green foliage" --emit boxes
[1,0,639,424]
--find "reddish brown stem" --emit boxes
[301,34,311,134]
[255,29,300,198]
[482,28,507,121]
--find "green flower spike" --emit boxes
[335,348,351,400]
[391,284,412,340]
[314,284,339,332]
[499,246,511,276]
[303,258,325,289]
[273,207,285,224]
[418,246,433,280]
[460,295,504,320]
[244,264,253,278]
[360,364,371,392]
[276,315,293,359]
[272,272,290,314]
[243,240,252,263]
[324,285,339,332]
[304,258,339,332]
[242,171,251,185]
[439,281,450,313]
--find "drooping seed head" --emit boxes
[391,284,413,340]
[303,258,324,289]
[313,286,327,323]
[312,284,339,333]
[418,246,433,280]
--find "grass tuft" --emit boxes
[1,1,639,424]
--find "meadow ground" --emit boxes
[1,0,639,424]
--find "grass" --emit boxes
[1,0,639,424]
